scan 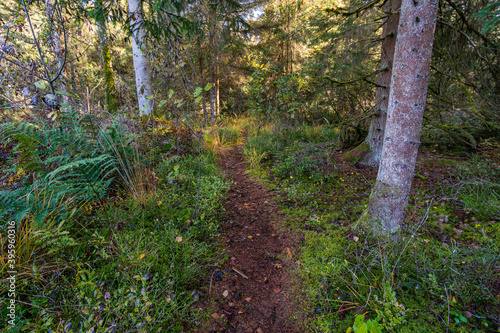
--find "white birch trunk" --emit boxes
[128,0,153,116]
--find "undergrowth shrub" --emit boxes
[0,110,140,226]
[243,124,339,170]
[451,155,500,222]
[272,142,334,180]
[1,143,230,332]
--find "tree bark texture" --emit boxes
[364,0,402,167]
[128,0,153,116]
[366,0,439,233]
[96,18,118,113]
[210,63,216,124]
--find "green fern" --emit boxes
[0,109,138,227]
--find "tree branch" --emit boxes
[444,0,498,49]
[437,19,488,64]
[21,0,56,95]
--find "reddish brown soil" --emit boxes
[204,145,299,333]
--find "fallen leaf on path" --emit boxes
[286,248,293,259]
[245,297,252,302]
[222,290,229,298]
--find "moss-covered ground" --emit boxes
[242,123,500,332]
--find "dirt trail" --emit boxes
[207,144,298,333]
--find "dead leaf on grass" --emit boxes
[286,248,293,259]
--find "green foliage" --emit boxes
[347,315,381,333]
[245,63,305,123]
[247,125,500,332]
[373,282,407,330]
[243,124,339,171]
[473,2,500,33]
[272,141,333,181]
[459,181,500,221]
[0,110,137,226]
[3,144,229,332]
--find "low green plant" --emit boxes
[3,146,230,332]
[347,315,382,333]
[0,110,139,226]
[272,142,332,180]
[243,146,269,169]
[459,181,500,220]
[373,282,407,330]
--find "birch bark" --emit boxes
[128,0,153,116]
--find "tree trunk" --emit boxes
[128,0,153,116]
[96,17,118,113]
[361,0,439,234]
[208,8,217,125]
[363,0,402,167]
[209,62,216,124]
[216,63,220,116]
[45,0,67,103]
[199,53,208,125]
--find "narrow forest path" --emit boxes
[206,144,298,333]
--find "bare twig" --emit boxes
[0,26,10,64]
[232,267,249,279]
[209,270,215,297]
[50,3,68,84]
[21,0,56,95]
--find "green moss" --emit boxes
[101,43,118,113]
[423,158,460,167]
[344,140,371,164]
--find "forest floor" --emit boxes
[202,144,301,333]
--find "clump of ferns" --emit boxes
[0,110,144,226]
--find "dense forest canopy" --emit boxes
[1,0,499,331]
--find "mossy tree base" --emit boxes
[355,180,407,235]
[344,141,373,165]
